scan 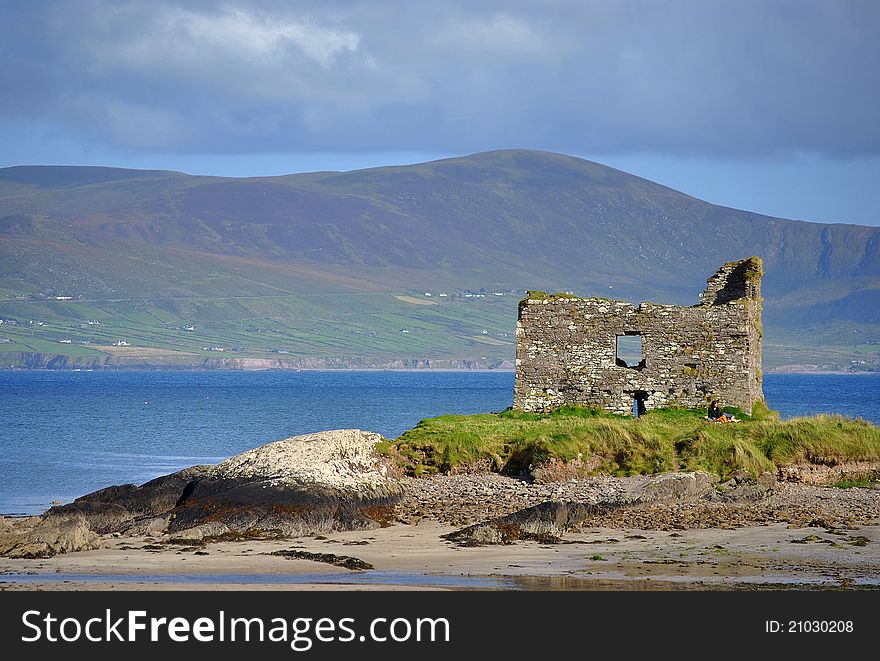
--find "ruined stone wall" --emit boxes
[514,257,764,415]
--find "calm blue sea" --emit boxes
[0,370,877,515]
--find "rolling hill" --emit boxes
[1,150,878,371]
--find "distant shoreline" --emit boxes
[3,365,880,375]
[766,370,879,376]
[0,366,516,373]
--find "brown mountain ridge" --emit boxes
[1,150,877,370]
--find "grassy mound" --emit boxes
[380,404,880,481]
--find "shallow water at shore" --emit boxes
[4,571,879,591]
[1,571,515,590]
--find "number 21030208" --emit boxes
[765,620,853,633]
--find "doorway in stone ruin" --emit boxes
[632,391,648,418]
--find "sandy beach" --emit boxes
[2,521,878,591]
[3,474,879,591]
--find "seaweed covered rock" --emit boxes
[48,466,211,535]
[444,472,720,546]
[444,501,621,546]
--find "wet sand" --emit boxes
[2,520,878,591]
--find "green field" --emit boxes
[3,289,879,370]
[0,291,518,367]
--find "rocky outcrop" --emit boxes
[529,455,603,484]
[444,501,618,546]
[168,430,403,538]
[716,470,779,502]
[0,429,402,557]
[777,461,880,486]
[445,471,719,546]
[48,466,210,536]
[0,514,104,558]
[210,429,399,496]
[633,471,715,503]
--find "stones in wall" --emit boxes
[514,257,764,415]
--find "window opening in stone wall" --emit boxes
[616,333,644,369]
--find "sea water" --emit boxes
[0,370,877,515]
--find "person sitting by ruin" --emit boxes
[707,399,737,423]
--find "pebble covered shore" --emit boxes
[394,473,880,530]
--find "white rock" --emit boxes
[211,429,398,495]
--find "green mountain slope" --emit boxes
[1,150,877,370]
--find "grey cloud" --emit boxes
[1,0,878,156]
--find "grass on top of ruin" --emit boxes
[380,403,880,481]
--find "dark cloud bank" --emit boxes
[1,0,878,158]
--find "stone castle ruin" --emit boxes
[514,257,764,415]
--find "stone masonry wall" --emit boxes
[514,257,764,415]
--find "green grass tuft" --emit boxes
[389,406,880,480]
[832,479,876,489]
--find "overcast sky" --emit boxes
[1,0,878,225]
